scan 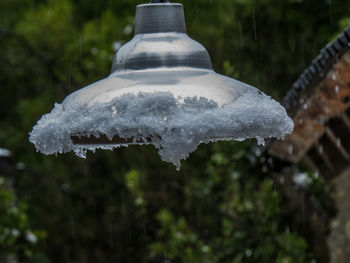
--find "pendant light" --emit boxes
[29,1,293,169]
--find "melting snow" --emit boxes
[30,91,293,170]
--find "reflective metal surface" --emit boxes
[111,32,213,71]
[63,68,255,108]
[135,3,185,34]
[111,3,212,71]
[64,1,257,145]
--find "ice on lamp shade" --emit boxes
[29,2,294,170]
[29,68,294,170]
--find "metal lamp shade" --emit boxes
[30,2,294,169]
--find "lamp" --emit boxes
[30,1,293,169]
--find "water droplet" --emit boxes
[254,148,262,157]
[123,24,133,35]
[332,73,336,80]
[334,85,339,93]
[26,232,38,243]
[288,145,294,154]
[112,41,123,52]
[279,176,285,184]
[318,144,323,154]
[303,104,308,110]
[16,162,26,170]
[245,249,253,257]
[337,138,341,147]
[91,47,98,55]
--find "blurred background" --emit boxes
[1,0,350,262]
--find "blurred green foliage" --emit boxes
[0,177,46,261]
[0,0,349,262]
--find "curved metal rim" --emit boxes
[137,3,182,8]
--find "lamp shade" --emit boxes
[29,2,294,169]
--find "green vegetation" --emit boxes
[0,0,349,262]
[0,176,46,261]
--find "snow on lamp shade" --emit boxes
[29,2,294,169]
